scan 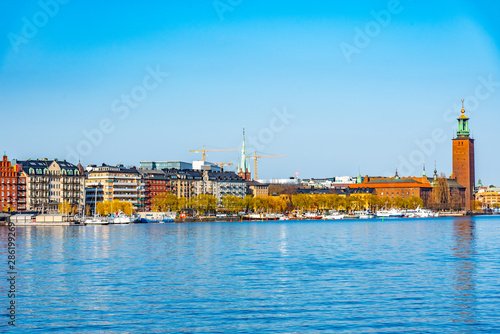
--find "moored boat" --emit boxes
[112,212,132,224]
[85,217,109,225]
[323,212,344,220]
[376,208,404,218]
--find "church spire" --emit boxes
[240,127,248,173]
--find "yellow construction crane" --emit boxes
[214,162,233,172]
[189,145,239,161]
[247,152,286,180]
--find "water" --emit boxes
[2,216,500,333]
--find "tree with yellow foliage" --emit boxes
[96,200,134,216]
[221,195,243,213]
[189,194,217,215]
[152,193,180,211]
[58,201,72,214]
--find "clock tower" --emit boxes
[452,100,475,211]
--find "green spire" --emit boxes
[240,127,248,173]
[457,99,470,137]
[356,170,362,184]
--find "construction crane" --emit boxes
[189,145,239,161]
[214,162,233,172]
[247,152,286,180]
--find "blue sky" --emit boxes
[1,0,500,184]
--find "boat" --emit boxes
[131,214,141,223]
[303,212,322,220]
[112,212,132,224]
[85,184,109,225]
[323,212,344,220]
[359,212,375,219]
[85,217,109,225]
[376,208,404,218]
[140,212,175,223]
[402,207,438,218]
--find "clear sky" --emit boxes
[1,0,499,184]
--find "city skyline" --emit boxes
[1,1,500,184]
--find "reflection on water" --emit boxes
[2,217,500,332]
[452,217,476,325]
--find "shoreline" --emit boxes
[2,213,499,226]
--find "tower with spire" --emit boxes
[237,127,251,181]
[452,100,475,210]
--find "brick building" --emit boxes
[348,167,467,207]
[0,153,26,212]
[138,169,171,211]
[452,102,475,210]
[348,172,434,205]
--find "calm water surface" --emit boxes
[1,216,500,333]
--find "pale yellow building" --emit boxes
[14,159,85,213]
[86,164,143,209]
[475,187,500,208]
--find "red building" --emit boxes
[139,169,171,211]
[0,153,26,212]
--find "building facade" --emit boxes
[165,169,246,202]
[86,164,142,210]
[246,181,269,197]
[349,173,434,205]
[15,159,84,213]
[0,154,26,212]
[208,171,247,202]
[165,169,200,199]
[138,169,171,211]
[452,103,475,210]
[475,186,500,209]
[140,161,192,170]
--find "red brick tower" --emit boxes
[452,101,475,211]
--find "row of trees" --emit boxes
[150,193,424,214]
[95,200,134,216]
[291,194,423,213]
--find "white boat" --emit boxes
[359,212,375,219]
[376,208,404,218]
[85,217,109,225]
[405,207,438,218]
[113,212,131,224]
[323,212,344,220]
